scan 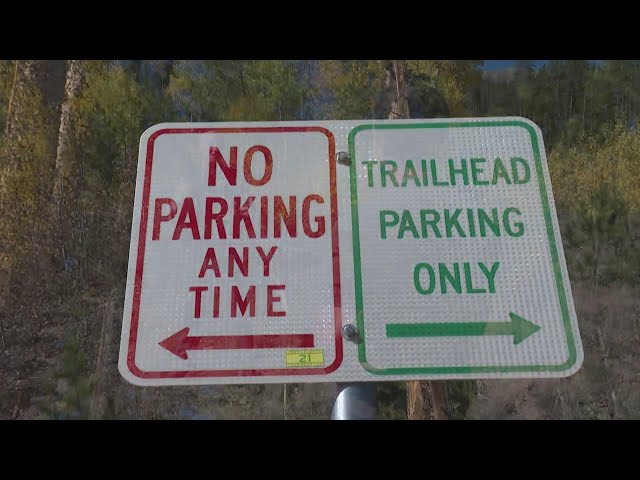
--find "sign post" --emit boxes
[331,383,376,420]
[119,118,583,388]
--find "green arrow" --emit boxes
[386,313,541,345]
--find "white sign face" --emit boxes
[119,118,583,386]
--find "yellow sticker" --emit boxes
[286,349,324,367]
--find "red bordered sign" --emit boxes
[119,125,342,385]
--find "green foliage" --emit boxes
[167,60,310,122]
[550,124,640,284]
[476,60,640,148]
[38,336,91,420]
[317,60,387,119]
[0,60,13,143]
[407,60,483,116]
[0,61,56,271]
[70,62,161,283]
[317,60,483,121]
[226,60,308,121]
[74,62,155,185]
[376,382,407,420]
[446,380,476,419]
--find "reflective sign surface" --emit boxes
[118,118,583,385]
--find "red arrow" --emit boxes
[159,328,315,359]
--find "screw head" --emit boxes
[342,324,361,343]
[336,151,351,166]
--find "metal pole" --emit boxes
[330,324,376,419]
[331,383,376,420]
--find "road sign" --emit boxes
[118,118,583,386]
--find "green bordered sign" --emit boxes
[347,118,582,378]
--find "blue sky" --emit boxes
[483,60,603,71]
[483,60,548,70]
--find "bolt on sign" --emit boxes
[118,119,583,385]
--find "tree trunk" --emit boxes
[51,61,84,268]
[387,60,449,421]
[1,60,44,270]
[52,60,83,210]
[388,60,409,119]
[568,90,573,120]
[0,60,64,335]
[407,379,450,420]
[4,61,20,137]
[582,86,587,132]
[2,61,41,151]
[89,299,115,419]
